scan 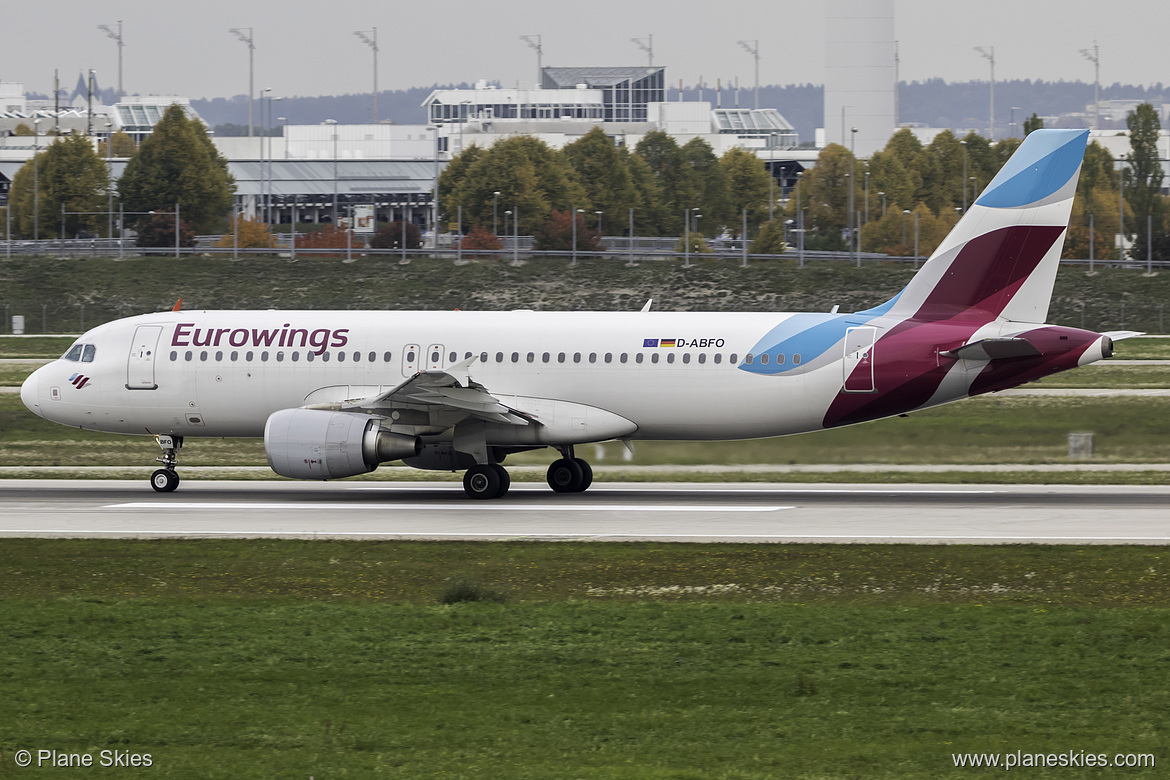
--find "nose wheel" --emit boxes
[151,434,183,493]
[151,468,180,493]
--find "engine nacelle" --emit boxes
[265,408,421,480]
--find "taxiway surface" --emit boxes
[0,480,1167,544]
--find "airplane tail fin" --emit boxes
[874,129,1089,324]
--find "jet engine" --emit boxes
[264,408,421,480]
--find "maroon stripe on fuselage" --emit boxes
[915,225,1065,320]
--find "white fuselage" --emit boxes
[23,309,874,443]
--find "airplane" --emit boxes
[21,128,1125,499]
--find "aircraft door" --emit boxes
[126,325,163,390]
[842,326,877,393]
[401,343,420,377]
[426,344,445,371]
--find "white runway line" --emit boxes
[101,502,793,513]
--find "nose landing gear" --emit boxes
[150,434,183,493]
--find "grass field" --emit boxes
[1,539,1167,778]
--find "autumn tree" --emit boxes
[533,209,600,251]
[370,220,422,250]
[214,217,275,249]
[747,218,788,255]
[134,209,195,248]
[719,147,771,238]
[633,131,694,234]
[118,103,235,234]
[680,138,731,235]
[6,134,109,239]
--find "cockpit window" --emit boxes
[82,344,97,363]
[63,344,84,362]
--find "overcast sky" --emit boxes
[2,0,1164,101]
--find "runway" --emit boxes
[0,480,1168,544]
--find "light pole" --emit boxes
[571,207,584,266]
[975,46,995,140]
[229,27,255,137]
[503,210,511,250]
[849,126,858,261]
[33,117,41,242]
[864,165,870,223]
[1010,106,1021,138]
[427,125,440,249]
[631,34,653,67]
[519,35,543,84]
[325,119,338,224]
[493,192,501,238]
[354,27,378,122]
[1080,42,1100,132]
[1118,155,1127,261]
[595,210,603,237]
[459,99,471,155]
[104,121,114,242]
[902,209,909,246]
[278,116,289,159]
[879,191,886,217]
[960,139,968,213]
[98,20,124,102]
[737,39,760,109]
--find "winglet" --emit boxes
[172,298,182,312]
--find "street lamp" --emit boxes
[493,191,501,238]
[849,126,858,261]
[960,139,969,213]
[974,46,995,140]
[33,117,41,242]
[325,119,338,224]
[879,191,886,217]
[595,210,603,236]
[1080,42,1100,132]
[104,121,114,242]
[353,27,378,122]
[902,209,909,245]
[427,125,440,249]
[228,27,255,137]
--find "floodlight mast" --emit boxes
[737,39,759,109]
[354,28,379,122]
[98,21,124,102]
[975,45,995,140]
[229,27,255,137]
[520,35,542,85]
[631,34,654,67]
[1080,41,1100,131]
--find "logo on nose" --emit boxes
[69,373,92,389]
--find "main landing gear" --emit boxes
[459,447,593,499]
[150,434,183,493]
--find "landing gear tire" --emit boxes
[547,458,585,493]
[463,464,503,499]
[491,464,511,497]
[572,458,593,491]
[150,468,180,493]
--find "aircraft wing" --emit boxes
[340,356,535,426]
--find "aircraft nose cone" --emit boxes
[20,367,42,417]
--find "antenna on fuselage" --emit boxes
[640,299,653,312]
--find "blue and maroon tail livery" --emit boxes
[815,129,1109,428]
[884,129,1089,325]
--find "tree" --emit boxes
[443,136,587,236]
[625,150,665,235]
[1023,113,1044,136]
[369,220,421,250]
[1124,103,1166,261]
[6,134,109,239]
[719,147,771,238]
[103,131,137,158]
[298,224,362,256]
[437,145,486,225]
[562,127,637,235]
[633,131,692,234]
[747,219,788,255]
[118,103,235,234]
[459,227,502,254]
[134,210,195,248]
[533,209,599,251]
[680,138,731,234]
[12,123,33,136]
[213,217,275,249]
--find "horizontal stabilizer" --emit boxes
[941,338,1041,361]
